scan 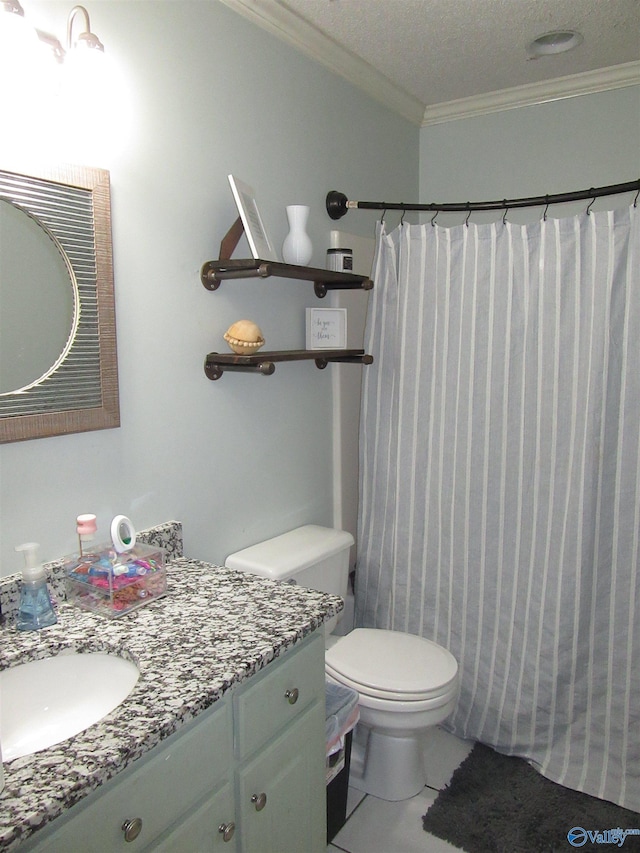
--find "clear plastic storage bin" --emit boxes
[64,542,166,618]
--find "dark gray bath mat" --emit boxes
[422,742,640,852]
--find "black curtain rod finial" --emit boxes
[326,190,349,220]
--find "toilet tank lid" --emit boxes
[225,525,354,580]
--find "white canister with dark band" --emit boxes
[326,247,353,272]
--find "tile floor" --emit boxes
[328,727,474,853]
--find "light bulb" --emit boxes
[0,7,57,159]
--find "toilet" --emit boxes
[225,525,459,801]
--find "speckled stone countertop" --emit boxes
[0,554,342,850]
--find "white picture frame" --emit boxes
[227,175,277,261]
[306,308,347,350]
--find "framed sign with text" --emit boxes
[305,308,347,349]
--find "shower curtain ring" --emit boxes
[502,202,509,225]
[633,188,639,208]
[431,209,438,226]
[400,207,406,225]
[543,196,550,221]
[465,203,471,227]
[586,191,596,216]
[381,208,387,223]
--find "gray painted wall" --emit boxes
[0,0,418,575]
[419,86,640,225]
[2,2,636,580]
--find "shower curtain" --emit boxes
[356,206,640,811]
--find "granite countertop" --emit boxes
[0,558,342,851]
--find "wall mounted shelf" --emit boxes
[201,232,374,379]
[204,349,373,380]
[200,259,373,298]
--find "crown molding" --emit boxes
[422,61,640,126]
[219,2,640,129]
[218,0,425,125]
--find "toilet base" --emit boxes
[349,725,426,801]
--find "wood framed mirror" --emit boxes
[0,162,119,443]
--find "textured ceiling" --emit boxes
[282,0,639,103]
[224,0,640,123]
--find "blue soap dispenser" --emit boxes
[15,542,57,631]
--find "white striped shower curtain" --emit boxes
[356,207,640,811]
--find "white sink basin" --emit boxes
[0,652,139,760]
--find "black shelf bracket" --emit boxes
[204,350,373,380]
[201,259,373,297]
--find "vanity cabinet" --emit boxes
[22,633,325,853]
[237,704,325,853]
[200,259,374,379]
[233,636,326,853]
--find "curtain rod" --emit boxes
[326,180,640,220]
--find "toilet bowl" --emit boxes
[325,628,458,800]
[225,525,459,802]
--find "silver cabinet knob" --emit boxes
[121,818,143,842]
[251,792,267,811]
[284,687,299,705]
[218,822,236,842]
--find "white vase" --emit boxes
[282,205,313,265]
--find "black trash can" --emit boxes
[325,680,359,843]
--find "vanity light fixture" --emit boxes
[0,0,51,116]
[0,1,105,63]
[1,0,23,15]
[66,4,104,55]
[1,0,118,164]
[0,0,41,52]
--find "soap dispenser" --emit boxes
[15,542,57,631]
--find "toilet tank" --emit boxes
[225,525,354,601]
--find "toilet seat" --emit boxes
[325,628,458,702]
[326,672,459,713]
[325,670,459,710]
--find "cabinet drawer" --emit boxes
[152,782,236,853]
[27,700,232,852]
[234,633,324,759]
